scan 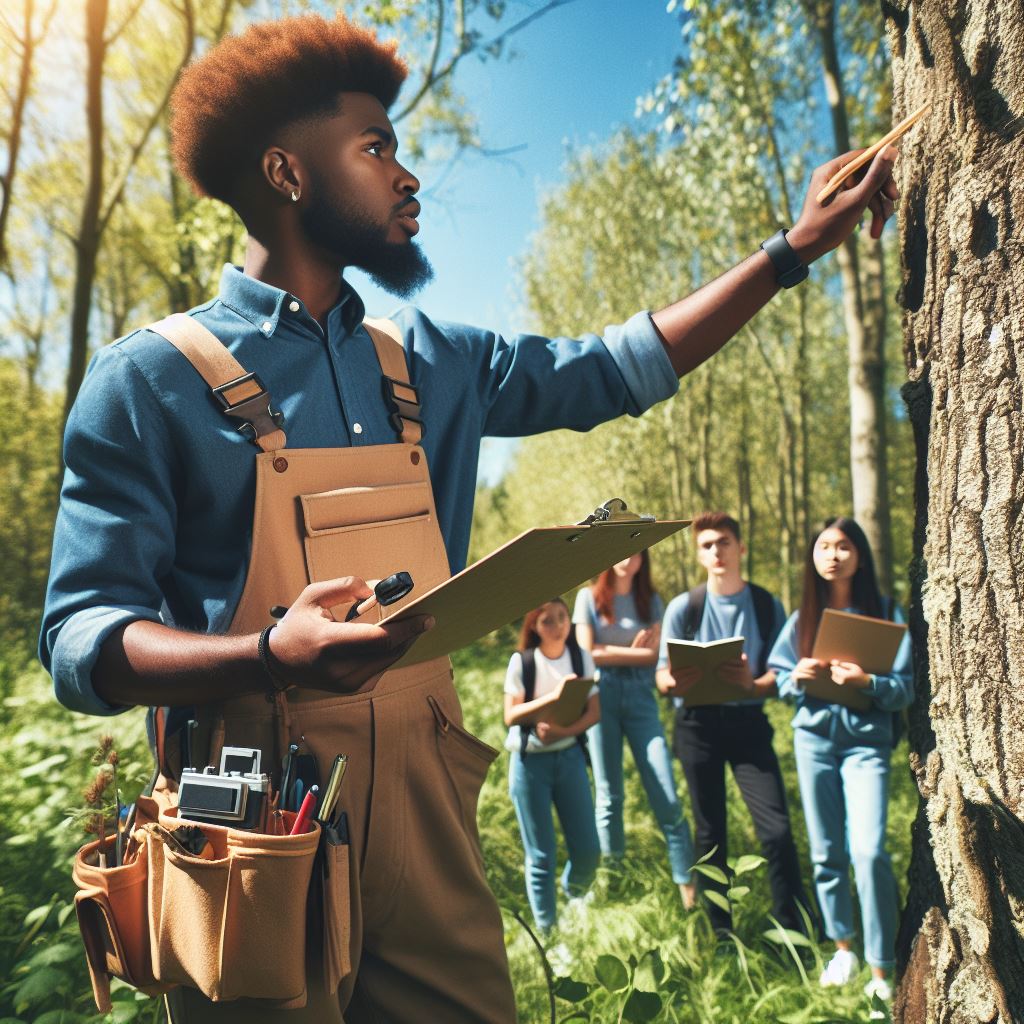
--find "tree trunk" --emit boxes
[0,0,40,274]
[889,2,1024,1020]
[811,0,893,588]
[61,0,107,436]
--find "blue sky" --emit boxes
[347,1,683,483]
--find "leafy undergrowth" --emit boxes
[0,641,911,1022]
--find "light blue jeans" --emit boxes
[508,744,601,931]
[589,670,694,884]
[793,727,899,968]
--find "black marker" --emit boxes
[345,571,414,621]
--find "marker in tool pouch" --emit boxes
[345,571,414,621]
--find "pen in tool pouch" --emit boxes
[280,742,299,810]
[317,754,349,824]
[290,785,318,835]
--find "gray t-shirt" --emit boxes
[658,584,787,707]
[573,588,665,687]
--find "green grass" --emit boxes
[0,644,915,1022]
[454,639,916,1023]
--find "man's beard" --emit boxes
[300,191,434,299]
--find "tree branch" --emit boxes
[393,0,580,123]
[104,0,144,48]
[98,0,195,237]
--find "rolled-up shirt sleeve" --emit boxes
[40,344,179,716]
[405,309,678,437]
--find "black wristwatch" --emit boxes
[760,229,809,288]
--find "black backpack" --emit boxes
[679,582,778,676]
[519,637,591,764]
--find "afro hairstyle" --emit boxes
[170,13,407,205]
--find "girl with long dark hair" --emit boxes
[504,598,601,933]
[574,552,696,908]
[768,517,912,1009]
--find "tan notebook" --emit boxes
[385,499,691,668]
[666,637,751,706]
[533,676,597,727]
[806,609,907,710]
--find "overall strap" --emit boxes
[362,317,424,445]
[148,313,287,452]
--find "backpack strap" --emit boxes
[148,313,287,452]
[681,584,707,641]
[568,637,585,677]
[748,583,778,677]
[362,317,424,445]
[519,650,536,761]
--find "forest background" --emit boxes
[0,1,918,1022]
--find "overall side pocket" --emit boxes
[320,822,353,995]
[427,694,499,847]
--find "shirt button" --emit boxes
[288,301,300,313]
[353,423,363,434]
[261,321,272,332]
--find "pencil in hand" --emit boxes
[816,103,931,204]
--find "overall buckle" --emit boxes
[382,375,424,438]
[212,373,285,443]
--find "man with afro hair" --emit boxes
[41,11,899,1023]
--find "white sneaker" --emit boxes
[865,975,893,1018]
[819,948,860,987]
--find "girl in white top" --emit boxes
[504,598,601,932]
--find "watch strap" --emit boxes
[760,229,809,288]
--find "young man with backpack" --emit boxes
[657,512,812,936]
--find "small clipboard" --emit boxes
[387,498,690,667]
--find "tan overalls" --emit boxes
[146,314,517,1023]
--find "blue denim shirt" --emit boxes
[768,605,914,747]
[40,266,678,716]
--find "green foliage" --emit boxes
[0,668,154,1024]
[454,643,912,1023]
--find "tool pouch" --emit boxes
[147,808,319,1005]
[72,796,172,1013]
[316,817,353,995]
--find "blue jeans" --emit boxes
[793,727,898,968]
[589,671,694,884]
[508,744,601,931]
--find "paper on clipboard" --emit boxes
[385,499,690,668]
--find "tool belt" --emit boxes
[72,796,347,1012]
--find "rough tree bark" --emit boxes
[888,2,1024,1021]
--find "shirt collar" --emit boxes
[217,264,366,337]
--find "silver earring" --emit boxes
[290,190,299,202]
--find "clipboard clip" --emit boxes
[575,498,656,527]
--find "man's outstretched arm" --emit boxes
[651,146,898,377]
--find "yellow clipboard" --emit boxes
[386,499,691,668]
[806,608,907,710]
[534,676,596,727]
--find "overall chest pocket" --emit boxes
[300,482,437,616]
